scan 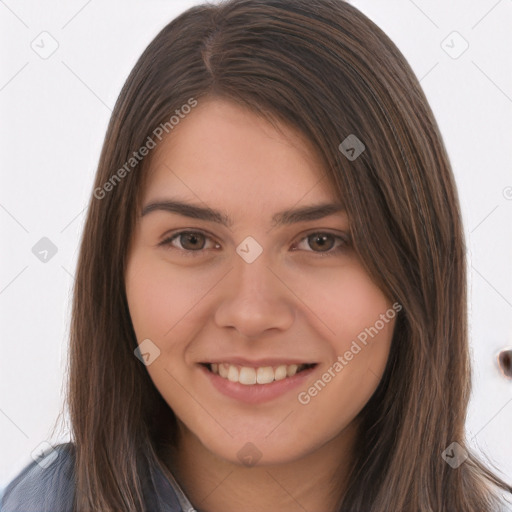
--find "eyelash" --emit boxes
[158,230,350,258]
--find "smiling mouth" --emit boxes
[201,362,317,386]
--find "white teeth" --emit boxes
[227,365,239,382]
[256,367,274,384]
[274,365,287,381]
[287,364,298,377]
[218,363,228,378]
[239,367,257,385]
[210,363,307,386]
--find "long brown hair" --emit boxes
[65,0,512,510]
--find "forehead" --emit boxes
[142,98,338,210]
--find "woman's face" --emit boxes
[125,98,397,466]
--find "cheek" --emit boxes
[283,261,394,348]
[290,263,395,417]
[330,269,394,353]
[125,258,170,340]
[125,251,215,340]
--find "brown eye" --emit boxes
[293,232,349,256]
[159,230,219,256]
[307,233,336,252]
[178,232,206,251]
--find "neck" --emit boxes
[164,420,359,512]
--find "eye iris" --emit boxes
[309,234,334,252]
[181,232,205,250]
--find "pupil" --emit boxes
[183,233,204,250]
[311,234,333,252]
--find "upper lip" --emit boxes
[199,357,317,367]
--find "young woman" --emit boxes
[2,0,511,510]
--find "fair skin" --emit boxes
[125,98,396,512]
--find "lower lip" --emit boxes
[198,364,318,404]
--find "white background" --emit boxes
[1,0,511,490]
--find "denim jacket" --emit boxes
[0,443,197,512]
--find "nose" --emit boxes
[214,252,295,339]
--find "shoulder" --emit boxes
[1,442,75,512]
[1,443,188,512]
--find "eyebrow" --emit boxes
[140,199,346,228]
